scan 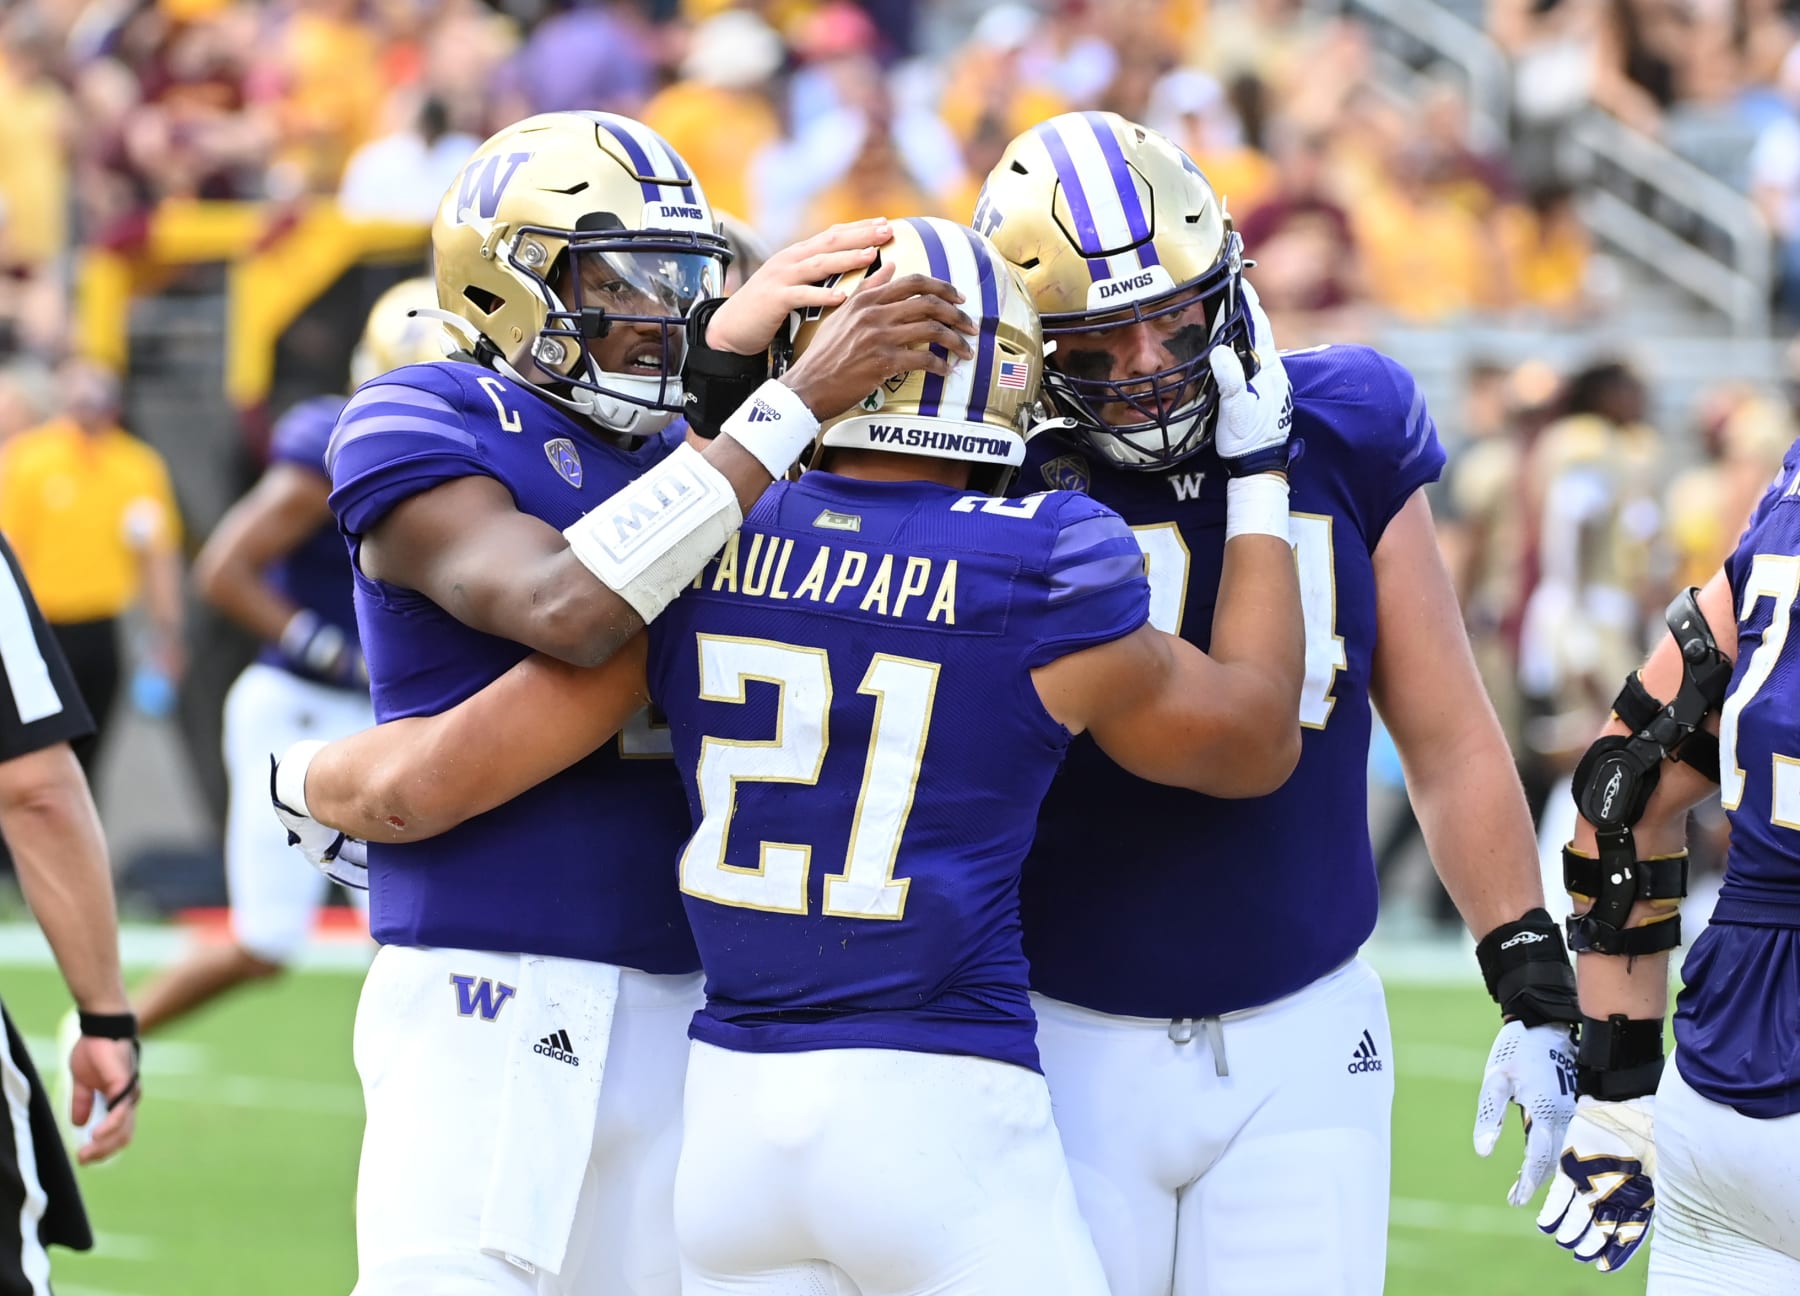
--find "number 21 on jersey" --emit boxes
[1131,515,1346,729]
[680,635,936,919]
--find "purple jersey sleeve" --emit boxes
[1726,441,1800,592]
[1023,492,1151,668]
[1361,351,1447,544]
[326,365,488,537]
[268,395,349,477]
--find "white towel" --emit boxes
[478,954,621,1275]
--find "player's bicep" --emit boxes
[360,475,569,631]
[1368,489,1497,753]
[1035,624,1273,794]
[309,635,653,842]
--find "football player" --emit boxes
[1533,437,1800,1289]
[975,111,1584,1295]
[274,113,975,1294]
[131,278,437,1037]
[272,217,1306,1294]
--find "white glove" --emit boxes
[269,745,369,891]
[1208,279,1292,471]
[1535,1095,1657,1272]
[1473,1020,1578,1205]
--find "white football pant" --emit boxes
[674,1041,1111,1296]
[353,945,701,1295]
[1033,958,1394,1296]
[1649,1057,1800,1293]
[223,662,372,961]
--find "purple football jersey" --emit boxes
[259,395,361,686]
[1675,435,1800,1117]
[327,361,697,971]
[644,472,1150,1071]
[1015,344,1447,1017]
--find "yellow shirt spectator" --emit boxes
[0,417,182,624]
[0,52,69,268]
[641,82,781,228]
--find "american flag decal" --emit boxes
[997,360,1029,390]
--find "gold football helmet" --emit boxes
[430,111,729,436]
[789,216,1044,492]
[351,277,445,388]
[975,110,1251,469]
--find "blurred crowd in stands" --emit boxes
[0,0,1791,894]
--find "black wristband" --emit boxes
[682,298,772,440]
[1577,1013,1665,1100]
[1475,908,1580,1027]
[78,1011,138,1041]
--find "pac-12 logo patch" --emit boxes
[1041,454,1089,494]
[544,438,583,488]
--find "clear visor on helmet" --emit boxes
[512,226,728,414]
[1042,233,1249,471]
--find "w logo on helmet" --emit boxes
[456,152,531,223]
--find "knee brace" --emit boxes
[1566,587,1732,956]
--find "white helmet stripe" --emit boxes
[1046,116,1148,278]
[923,217,981,421]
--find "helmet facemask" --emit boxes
[497,217,727,436]
[1042,231,1251,471]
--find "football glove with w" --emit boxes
[1535,1096,1656,1271]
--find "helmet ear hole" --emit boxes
[464,285,504,315]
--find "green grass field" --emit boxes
[0,962,1642,1296]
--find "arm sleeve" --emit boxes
[326,375,490,537]
[0,537,93,760]
[1365,352,1448,546]
[1023,493,1151,669]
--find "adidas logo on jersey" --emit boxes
[746,399,779,423]
[534,1029,579,1066]
[1347,1030,1383,1074]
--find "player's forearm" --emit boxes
[0,750,129,1013]
[1209,531,1306,752]
[305,717,484,843]
[194,554,301,646]
[1568,745,1711,1022]
[1399,705,1546,939]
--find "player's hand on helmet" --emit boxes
[1210,278,1293,476]
[1473,1020,1578,1206]
[707,218,897,356]
[269,752,369,890]
[779,263,976,420]
[1536,1095,1657,1272]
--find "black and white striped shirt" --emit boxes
[0,535,92,759]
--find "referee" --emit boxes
[0,530,140,1286]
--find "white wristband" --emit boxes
[720,378,820,480]
[562,441,744,623]
[1225,473,1291,544]
[275,739,329,817]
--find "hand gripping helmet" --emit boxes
[351,277,446,387]
[789,217,1045,494]
[430,111,729,436]
[975,111,1251,470]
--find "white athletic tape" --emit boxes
[562,442,743,622]
[1224,473,1291,544]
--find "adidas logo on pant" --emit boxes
[534,1029,580,1066]
[1346,1029,1383,1075]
